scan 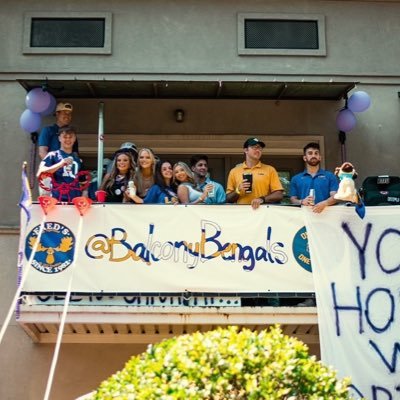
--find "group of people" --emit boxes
[37,102,339,212]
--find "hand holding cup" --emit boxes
[242,173,253,194]
[63,156,74,166]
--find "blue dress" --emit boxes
[143,184,177,204]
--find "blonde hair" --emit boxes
[135,148,156,197]
[173,161,198,186]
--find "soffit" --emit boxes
[17,79,356,101]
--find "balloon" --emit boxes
[40,93,56,116]
[19,109,42,132]
[25,88,51,113]
[348,91,371,113]
[336,109,357,132]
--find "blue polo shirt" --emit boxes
[290,169,339,204]
[39,124,60,152]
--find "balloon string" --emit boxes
[0,216,46,345]
[43,216,83,400]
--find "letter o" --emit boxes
[365,288,394,333]
[376,229,400,274]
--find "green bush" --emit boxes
[91,325,350,400]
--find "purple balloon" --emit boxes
[336,109,357,132]
[348,91,371,113]
[20,109,42,133]
[40,93,56,116]
[25,88,51,113]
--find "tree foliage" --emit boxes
[91,325,351,400]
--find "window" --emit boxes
[23,12,112,54]
[238,13,326,56]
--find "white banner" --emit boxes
[21,204,314,293]
[304,206,400,400]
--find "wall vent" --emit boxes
[30,18,105,48]
[238,13,326,56]
[23,12,112,54]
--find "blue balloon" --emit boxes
[336,109,356,132]
[20,109,42,133]
[25,88,51,113]
[348,91,371,113]
[40,93,56,116]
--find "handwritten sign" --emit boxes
[304,206,400,399]
[21,204,314,293]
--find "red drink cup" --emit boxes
[95,190,107,203]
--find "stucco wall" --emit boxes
[1,0,400,76]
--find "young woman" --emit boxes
[143,160,178,204]
[173,161,211,204]
[135,148,157,198]
[100,149,140,203]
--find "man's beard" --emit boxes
[307,158,320,167]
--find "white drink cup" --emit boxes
[309,189,315,206]
[128,180,136,196]
[208,183,215,198]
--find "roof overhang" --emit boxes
[17,79,356,100]
[18,305,319,344]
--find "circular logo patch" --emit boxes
[25,222,75,274]
[292,226,312,272]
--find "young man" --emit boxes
[38,102,78,159]
[37,125,82,202]
[226,137,283,210]
[290,142,338,213]
[190,154,226,204]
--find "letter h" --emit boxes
[331,282,363,336]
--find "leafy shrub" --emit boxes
[91,325,350,400]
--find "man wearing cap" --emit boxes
[226,137,283,209]
[38,102,78,159]
[37,125,83,202]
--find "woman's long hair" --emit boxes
[155,160,177,192]
[173,161,199,189]
[135,148,157,196]
[101,150,136,192]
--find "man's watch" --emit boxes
[235,187,241,195]
[259,197,265,204]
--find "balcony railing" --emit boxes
[17,203,318,344]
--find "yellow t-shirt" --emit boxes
[226,162,283,204]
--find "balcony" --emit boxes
[18,203,318,348]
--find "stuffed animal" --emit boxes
[334,162,359,203]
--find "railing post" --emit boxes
[97,102,105,189]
